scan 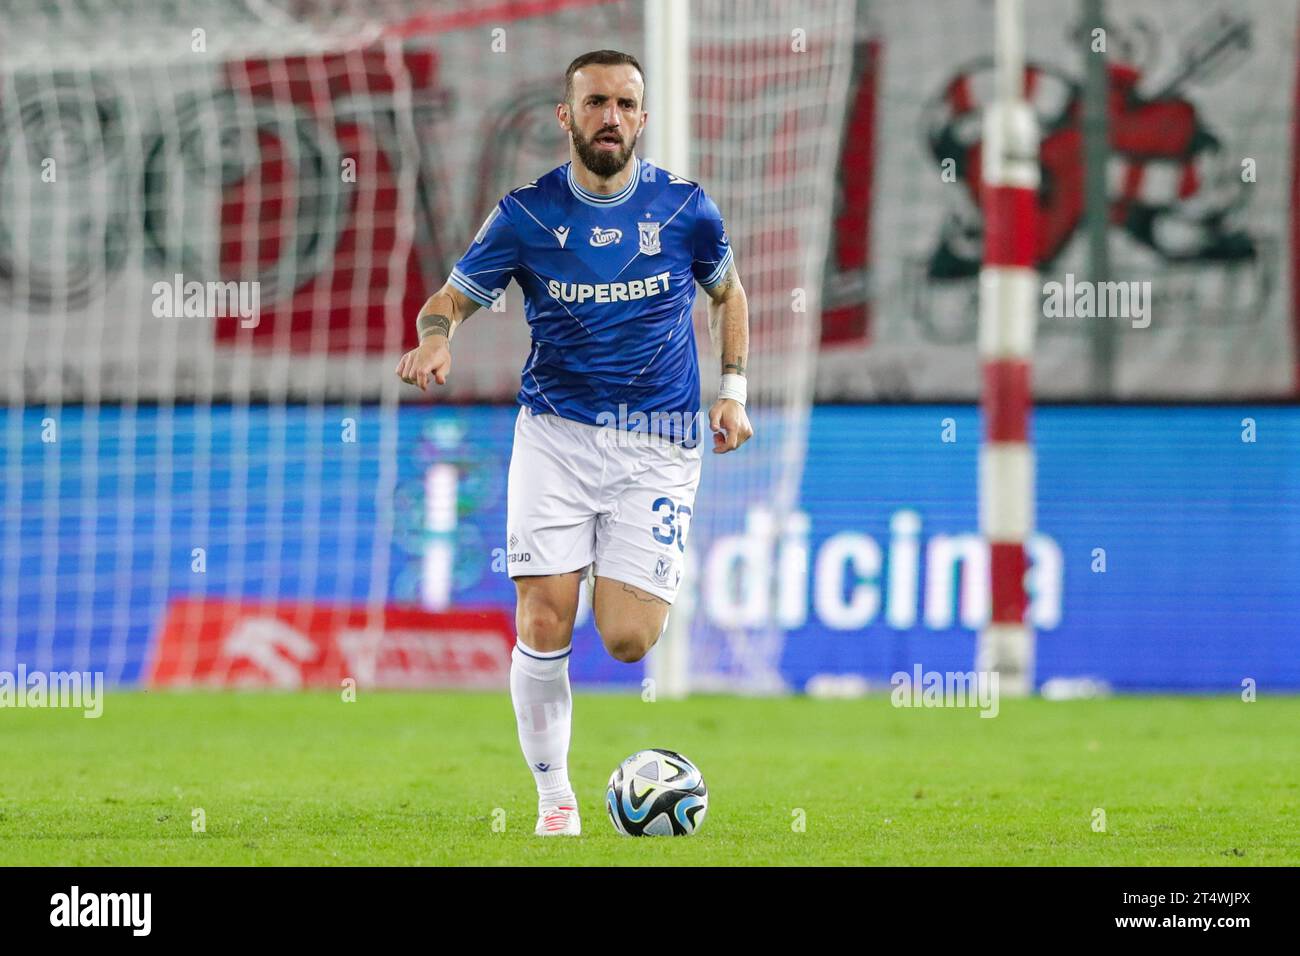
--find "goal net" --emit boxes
[0,0,854,693]
[670,0,858,692]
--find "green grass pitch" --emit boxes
[1,691,1296,865]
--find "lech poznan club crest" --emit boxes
[638,221,661,255]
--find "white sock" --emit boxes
[510,641,576,811]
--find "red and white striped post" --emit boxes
[977,0,1039,696]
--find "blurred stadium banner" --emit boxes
[147,598,514,690]
[4,404,1296,691]
[819,0,1297,400]
[2,0,1293,401]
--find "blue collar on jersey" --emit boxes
[566,155,641,207]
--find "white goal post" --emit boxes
[645,0,859,696]
[644,0,693,700]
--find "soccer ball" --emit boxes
[605,748,708,836]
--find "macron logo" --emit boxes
[553,226,570,248]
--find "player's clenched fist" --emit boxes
[396,337,451,391]
[708,398,753,454]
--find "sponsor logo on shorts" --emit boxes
[507,534,530,564]
[653,555,673,586]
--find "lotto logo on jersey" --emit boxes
[588,226,623,247]
[546,271,671,305]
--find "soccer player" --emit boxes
[395,50,751,836]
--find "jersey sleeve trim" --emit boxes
[449,267,499,308]
[698,244,734,290]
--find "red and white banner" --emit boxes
[3,0,1294,402]
[146,599,515,689]
[817,0,1298,399]
[0,3,640,404]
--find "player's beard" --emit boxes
[571,124,638,178]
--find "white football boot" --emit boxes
[535,804,581,836]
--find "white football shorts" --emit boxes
[505,406,703,604]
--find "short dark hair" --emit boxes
[563,50,645,108]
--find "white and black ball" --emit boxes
[605,749,708,836]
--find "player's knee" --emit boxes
[600,624,659,664]
[517,599,572,650]
[605,636,650,664]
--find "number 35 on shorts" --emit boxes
[650,497,692,552]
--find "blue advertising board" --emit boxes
[1,405,1295,690]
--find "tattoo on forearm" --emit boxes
[723,359,746,375]
[417,313,452,340]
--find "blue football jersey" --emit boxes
[448,157,732,445]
